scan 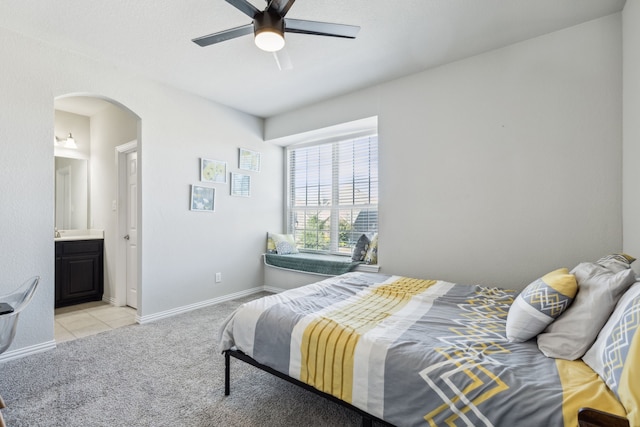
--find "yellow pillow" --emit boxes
[266,236,277,253]
[364,233,378,265]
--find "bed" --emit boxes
[219,269,639,426]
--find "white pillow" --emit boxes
[596,253,636,273]
[536,263,636,360]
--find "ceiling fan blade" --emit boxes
[192,24,254,47]
[284,18,360,39]
[266,0,296,17]
[273,49,293,71]
[225,0,261,18]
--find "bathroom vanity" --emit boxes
[55,230,104,308]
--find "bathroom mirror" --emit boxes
[54,156,88,230]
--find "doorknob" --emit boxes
[124,235,130,240]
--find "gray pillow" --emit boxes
[536,262,636,360]
[596,253,636,273]
[351,234,370,261]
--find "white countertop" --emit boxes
[54,229,104,242]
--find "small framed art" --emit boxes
[230,173,251,197]
[190,185,215,212]
[200,158,227,183]
[238,148,261,172]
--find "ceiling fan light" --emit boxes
[255,29,285,52]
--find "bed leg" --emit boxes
[224,350,230,396]
[362,416,372,427]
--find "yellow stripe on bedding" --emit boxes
[300,277,437,402]
[556,358,627,426]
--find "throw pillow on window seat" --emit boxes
[267,233,299,255]
[364,233,378,265]
[352,234,370,262]
[266,235,277,254]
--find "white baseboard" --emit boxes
[263,285,286,294]
[0,340,56,363]
[137,286,267,324]
[102,295,117,305]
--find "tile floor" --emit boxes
[54,301,137,343]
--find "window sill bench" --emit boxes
[263,253,379,276]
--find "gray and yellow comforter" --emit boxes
[219,272,625,426]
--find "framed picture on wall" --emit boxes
[238,148,261,172]
[200,158,227,183]
[190,185,215,212]
[230,173,251,197]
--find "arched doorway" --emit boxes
[53,94,141,341]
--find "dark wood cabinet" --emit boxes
[55,239,104,308]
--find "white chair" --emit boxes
[0,276,39,427]
[0,276,40,355]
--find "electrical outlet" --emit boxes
[215,272,222,283]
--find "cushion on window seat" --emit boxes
[264,252,361,276]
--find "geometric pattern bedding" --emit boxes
[583,282,640,425]
[218,272,627,427]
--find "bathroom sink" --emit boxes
[54,229,104,241]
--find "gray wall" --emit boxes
[623,2,640,275]
[266,14,623,290]
[0,26,283,356]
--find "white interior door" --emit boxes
[125,151,138,309]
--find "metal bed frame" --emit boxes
[224,349,395,427]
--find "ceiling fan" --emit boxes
[192,0,360,68]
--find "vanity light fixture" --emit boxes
[54,132,78,149]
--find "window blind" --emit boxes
[287,135,378,254]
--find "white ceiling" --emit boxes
[1,0,626,118]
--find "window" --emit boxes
[286,134,378,255]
